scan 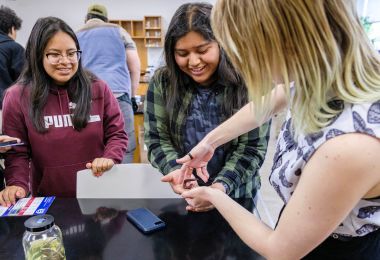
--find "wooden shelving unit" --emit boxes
[144,16,163,47]
[109,19,147,71]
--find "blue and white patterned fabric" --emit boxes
[269,99,380,237]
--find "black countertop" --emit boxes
[0,198,264,260]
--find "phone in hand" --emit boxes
[126,208,166,234]
[0,140,24,148]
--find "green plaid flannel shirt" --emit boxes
[144,74,270,198]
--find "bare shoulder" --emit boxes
[307,133,380,187]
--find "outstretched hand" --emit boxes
[161,168,196,195]
[176,141,215,183]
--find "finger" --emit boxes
[172,185,185,195]
[161,174,173,182]
[185,167,194,180]
[95,158,106,173]
[95,158,108,175]
[176,155,191,164]
[0,147,11,153]
[182,190,194,199]
[9,188,18,205]
[91,158,101,174]
[0,135,20,142]
[3,188,12,206]
[176,165,188,184]
[196,167,209,183]
[193,206,214,212]
[181,167,192,185]
[15,188,26,199]
[86,162,92,169]
[200,167,210,182]
[100,158,112,172]
[184,198,194,206]
[186,205,196,211]
[0,191,6,207]
[105,159,114,171]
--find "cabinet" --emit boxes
[109,16,163,71]
[144,16,163,47]
[109,19,148,71]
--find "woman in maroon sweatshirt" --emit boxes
[0,17,128,205]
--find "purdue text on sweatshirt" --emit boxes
[2,79,128,197]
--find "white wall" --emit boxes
[357,0,380,20]
[0,0,215,67]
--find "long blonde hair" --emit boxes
[212,0,380,134]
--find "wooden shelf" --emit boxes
[110,16,163,68]
[144,16,163,47]
[109,19,148,71]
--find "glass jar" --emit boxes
[23,214,66,260]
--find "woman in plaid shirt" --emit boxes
[144,2,270,212]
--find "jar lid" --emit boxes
[24,214,54,232]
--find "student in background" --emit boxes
[180,0,380,258]
[0,5,25,130]
[77,4,140,163]
[0,17,128,206]
[144,2,270,212]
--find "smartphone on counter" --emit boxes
[126,207,166,234]
[0,140,25,148]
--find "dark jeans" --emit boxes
[116,93,136,163]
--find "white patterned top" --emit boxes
[269,100,380,237]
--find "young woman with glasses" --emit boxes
[0,17,128,205]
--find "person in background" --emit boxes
[179,0,380,259]
[0,17,128,206]
[77,4,140,163]
[0,5,25,131]
[144,2,270,212]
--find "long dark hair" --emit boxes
[160,2,248,117]
[18,17,93,132]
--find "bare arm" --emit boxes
[204,83,287,148]
[183,133,380,259]
[126,49,141,97]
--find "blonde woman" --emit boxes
[178,0,380,259]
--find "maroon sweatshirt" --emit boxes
[2,79,128,197]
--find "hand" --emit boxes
[0,135,21,153]
[184,183,226,212]
[161,168,195,194]
[176,140,215,183]
[0,186,26,207]
[182,186,216,212]
[86,158,114,177]
[131,97,138,113]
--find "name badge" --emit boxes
[89,115,101,122]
